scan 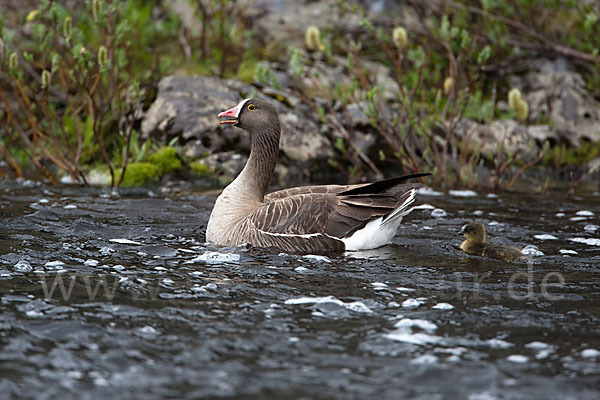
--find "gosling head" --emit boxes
[460,222,487,243]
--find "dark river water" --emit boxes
[0,179,599,399]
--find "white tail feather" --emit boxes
[381,189,417,225]
[342,189,417,251]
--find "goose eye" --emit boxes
[247,103,255,111]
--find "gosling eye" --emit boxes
[247,103,256,111]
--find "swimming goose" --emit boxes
[206,98,429,254]
[459,222,524,261]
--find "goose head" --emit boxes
[218,98,279,133]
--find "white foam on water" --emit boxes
[371,282,388,290]
[581,348,600,358]
[570,216,588,222]
[294,266,309,272]
[449,189,478,197]
[411,203,435,210]
[559,249,578,255]
[284,295,373,314]
[576,210,594,217]
[396,287,416,292]
[473,210,484,216]
[416,187,443,196]
[394,318,437,331]
[485,338,514,349]
[534,234,558,240]
[109,238,142,245]
[187,251,241,264]
[63,204,77,209]
[521,245,544,256]
[555,212,565,217]
[402,298,424,308]
[387,301,400,308]
[44,260,65,268]
[569,237,600,246]
[584,224,599,232]
[432,302,454,310]
[13,261,32,273]
[431,208,447,218]
[303,255,332,263]
[84,259,99,267]
[525,341,552,350]
[411,354,438,365]
[506,354,528,363]
[384,318,442,345]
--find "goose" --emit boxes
[206,97,429,254]
[459,222,524,261]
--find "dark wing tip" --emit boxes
[338,173,431,196]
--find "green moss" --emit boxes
[235,57,259,83]
[190,161,212,176]
[119,162,160,187]
[147,146,182,175]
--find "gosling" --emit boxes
[459,222,524,262]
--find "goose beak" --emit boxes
[218,106,239,125]
[459,224,467,235]
[218,98,252,125]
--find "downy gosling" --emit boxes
[459,222,524,262]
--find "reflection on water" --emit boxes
[1,179,599,399]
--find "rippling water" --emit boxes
[1,179,599,399]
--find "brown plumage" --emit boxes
[459,222,524,262]
[206,97,429,254]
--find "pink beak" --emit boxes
[217,107,239,125]
[217,98,250,125]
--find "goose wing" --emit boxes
[246,178,425,253]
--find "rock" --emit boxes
[511,58,600,145]
[142,75,254,155]
[251,0,361,48]
[142,75,333,183]
[454,119,558,156]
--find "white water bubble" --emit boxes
[569,237,600,246]
[534,234,558,240]
[63,204,77,209]
[187,251,241,264]
[555,212,565,217]
[402,298,424,308]
[584,224,599,232]
[576,210,594,217]
[45,260,65,268]
[473,210,484,216]
[371,282,388,290]
[559,249,578,255]
[521,245,544,256]
[84,259,99,267]
[284,296,373,314]
[506,355,528,363]
[431,208,447,218]
[581,349,600,358]
[109,238,142,245]
[432,302,454,310]
[13,261,32,273]
[303,255,331,263]
[449,189,477,197]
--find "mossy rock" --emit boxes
[190,160,212,176]
[148,146,182,175]
[119,162,161,187]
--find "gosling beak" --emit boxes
[459,224,467,235]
